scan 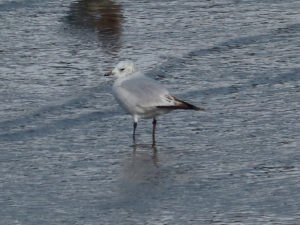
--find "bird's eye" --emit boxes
[120,68,125,71]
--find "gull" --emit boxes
[105,60,204,144]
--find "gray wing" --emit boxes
[118,75,175,108]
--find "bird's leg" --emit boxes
[133,116,139,144]
[152,118,157,146]
[133,122,137,140]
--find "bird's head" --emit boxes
[105,61,139,78]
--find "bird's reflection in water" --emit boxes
[133,143,159,168]
[122,143,161,185]
[67,0,123,54]
[117,143,173,211]
[115,144,162,212]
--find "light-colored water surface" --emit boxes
[1,0,300,224]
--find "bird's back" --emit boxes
[112,73,173,118]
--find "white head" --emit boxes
[105,61,139,78]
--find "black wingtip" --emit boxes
[174,97,205,111]
[156,102,205,111]
[194,106,205,111]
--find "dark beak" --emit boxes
[104,71,113,76]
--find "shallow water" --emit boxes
[1,0,300,224]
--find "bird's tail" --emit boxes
[157,96,205,111]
